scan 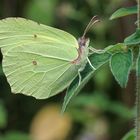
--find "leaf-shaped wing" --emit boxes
[0,18,79,99]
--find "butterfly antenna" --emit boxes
[82,16,100,38]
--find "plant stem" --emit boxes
[137,76,140,140]
[138,0,140,28]
[136,0,140,140]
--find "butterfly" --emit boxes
[0,16,99,99]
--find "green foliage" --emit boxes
[137,49,140,76]
[109,50,132,87]
[62,52,111,112]
[70,92,134,120]
[0,102,7,128]
[0,1,137,139]
[122,129,135,140]
[109,101,134,119]
[71,92,110,109]
[2,131,30,140]
[110,6,137,20]
[94,65,111,90]
[24,0,58,25]
[105,43,128,54]
[125,29,140,46]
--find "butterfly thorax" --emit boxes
[72,37,89,71]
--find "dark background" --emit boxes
[0,0,137,140]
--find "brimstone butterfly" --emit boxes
[0,16,99,99]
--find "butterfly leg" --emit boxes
[78,70,82,86]
[87,57,96,70]
[89,46,96,52]
[89,47,104,54]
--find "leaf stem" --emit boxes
[136,0,140,140]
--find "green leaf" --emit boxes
[105,43,128,54]
[124,29,140,46]
[110,6,137,20]
[122,129,135,140]
[62,52,111,112]
[110,50,132,87]
[136,48,140,76]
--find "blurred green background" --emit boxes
[0,0,137,140]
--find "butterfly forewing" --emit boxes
[0,18,79,99]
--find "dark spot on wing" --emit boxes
[34,34,37,38]
[32,60,37,65]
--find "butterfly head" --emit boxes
[79,16,99,49]
[78,37,89,49]
[78,16,99,52]
[73,16,99,65]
